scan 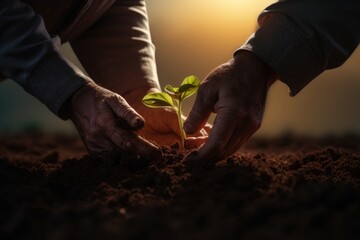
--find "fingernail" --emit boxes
[131,117,144,129]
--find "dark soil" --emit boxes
[0,134,359,240]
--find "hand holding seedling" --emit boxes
[142,75,203,149]
[69,82,161,158]
[121,87,209,148]
[184,51,276,163]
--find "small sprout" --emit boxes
[142,75,200,149]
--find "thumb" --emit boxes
[184,91,213,134]
[106,94,145,130]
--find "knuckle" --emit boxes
[197,86,213,103]
[197,84,207,97]
[109,98,135,120]
[216,107,243,127]
[109,94,126,106]
[117,95,126,104]
[119,107,134,119]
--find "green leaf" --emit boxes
[164,85,180,97]
[142,75,200,149]
[142,92,175,108]
[178,75,200,100]
[180,75,200,89]
[164,85,178,94]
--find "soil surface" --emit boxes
[0,134,359,240]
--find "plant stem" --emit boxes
[176,101,186,149]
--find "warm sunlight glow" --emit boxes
[148,0,275,38]
[146,0,276,80]
[145,0,360,137]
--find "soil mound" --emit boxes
[0,134,359,239]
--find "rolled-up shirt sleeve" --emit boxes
[236,0,360,96]
[0,0,90,118]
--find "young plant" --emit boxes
[142,75,200,148]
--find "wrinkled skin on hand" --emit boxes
[69,82,161,158]
[183,51,276,163]
[122,87,211,149]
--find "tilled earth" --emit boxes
[0,134,359,240]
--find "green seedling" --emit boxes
[142,75,200,149]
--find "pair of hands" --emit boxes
[69,81,210,159]
[69,51,275,163]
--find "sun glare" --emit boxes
[147,0,275,38]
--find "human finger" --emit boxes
[137,126,180,146]
[184,86,215,134]
[184,107,241,163]
[106,94,145,130]
[224,116,260,155]
[106,125,161,159]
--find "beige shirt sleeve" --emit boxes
[236,0,360,96]
[70,0,160,95]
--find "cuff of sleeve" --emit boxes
[25,53,92,119]
[235,13,325,96]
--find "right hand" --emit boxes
[183,51,276,163]
[69,82,161,158]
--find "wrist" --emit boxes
[66,82,95,119]
[233,50,277,89]
[59,82,94,120]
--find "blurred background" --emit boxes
[0,0,359,137]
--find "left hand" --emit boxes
[69,82,161,158]
[122,87,211,148]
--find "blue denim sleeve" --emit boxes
[236,0,360,96]
[0,0,90,119]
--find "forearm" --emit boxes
[236,0,360,95]
[71,0,160,96]
[0,0,90,118]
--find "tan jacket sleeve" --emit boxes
[70,0,160,95]
[236,0,360,95]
